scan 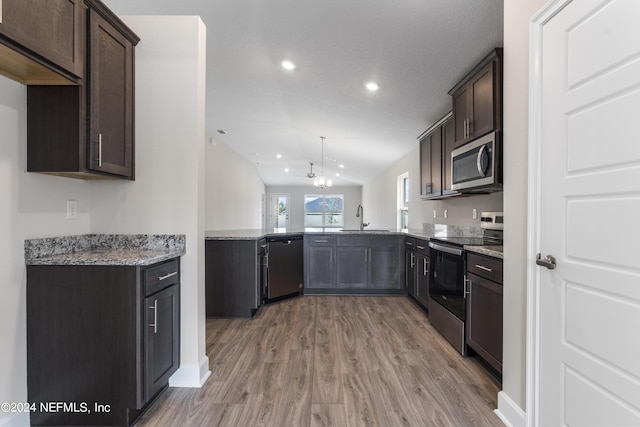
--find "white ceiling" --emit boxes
[103,0,504,186]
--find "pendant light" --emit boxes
[313,136,332,189]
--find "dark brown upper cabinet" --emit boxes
[449,48,502,148]
[26,0,139,180]
[0,0,85,84]
[419,113,458,200]
[86,4,136,177]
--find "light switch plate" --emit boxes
[473,208,478,219]
[444,209,448,219]
[66,200,78,220]
[1,0,3,24]
[433,210,437,218]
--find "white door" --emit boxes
[529,0,640,425]
[270,194,289,230]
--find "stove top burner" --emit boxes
[430,236,503,246]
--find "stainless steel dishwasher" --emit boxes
[266,234,303,302]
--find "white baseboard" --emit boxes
[495,391,526,427]
[168,355,211,388]
[0,412,29,427]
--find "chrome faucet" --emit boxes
[356,204,370,231]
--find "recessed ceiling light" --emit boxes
[365,82,379,91]
[276,154,282,159]
[339,164,345,169]
[335,173,340,177]
[284,168,290,173]
[281,60,296,71]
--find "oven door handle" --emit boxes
[428,242,463,256]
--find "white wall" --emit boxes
[90,16,209,387]
[205,137,265,230]
[363,146,503,230]
[0,77,93,427]
[501,0,548,420]
[266,186,362,230]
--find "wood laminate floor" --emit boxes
[135,296,504,426]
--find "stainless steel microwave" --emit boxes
[451,131,502,193]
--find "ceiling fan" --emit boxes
[306,162,316,179]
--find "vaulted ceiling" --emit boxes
[104,0,503,186]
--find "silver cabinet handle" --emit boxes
[98,133,102,167]
[475,264,493,272]
[158,271,178,281]
[423,258,428,276]
[416,245,426,250]
[464,277,471,297]
[314,239,328,243]
[149,299,158,333]
[536,253,557,270]
[410,253,415,268]
[405,242,414,246]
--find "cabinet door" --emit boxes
[419,127,442,199]
[466,272,502,374]
[336,246,367,288]
[0,0,85,79]
[405,250,416,296]
[307,245,335,288]
[441,118,458,196]
[369,245,400,288]
[468,61,495,140]
[88,9,134,178]
[415,253,430,307]
[144,284,180,403]
[452,86,469,147]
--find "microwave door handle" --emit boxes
[476,145,487,177]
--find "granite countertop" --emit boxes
[25,234,186,266]
[464,245,504,259]
[205,228,438,241]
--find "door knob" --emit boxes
[536,253,556,270]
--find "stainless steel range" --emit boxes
[427,212,503,355]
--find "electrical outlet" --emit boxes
[473,209,478,219]
[433,210,437,218]
[444,209,448,219]
[66,200,78,220]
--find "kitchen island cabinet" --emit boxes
[304,233,404,294]
[26,257,181,426]
[304,235,336,289]
[205,239,262,318]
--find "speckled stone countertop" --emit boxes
[204,228,434,241]
[205,225,485,241]
[25,234,186,266]
[464,245,503,260]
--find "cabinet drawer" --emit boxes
[144,259,180,296]
[404,237,417,249]
[415,239,429,255]
[306,235,336,246]
[467,252,502,284]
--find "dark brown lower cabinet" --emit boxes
[205,239,262,318]
[26,258,180,426]
[466,253,503,376]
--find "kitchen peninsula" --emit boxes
[205,226,502,318]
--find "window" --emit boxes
[304,194,344,227]
[398,172,409,229]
